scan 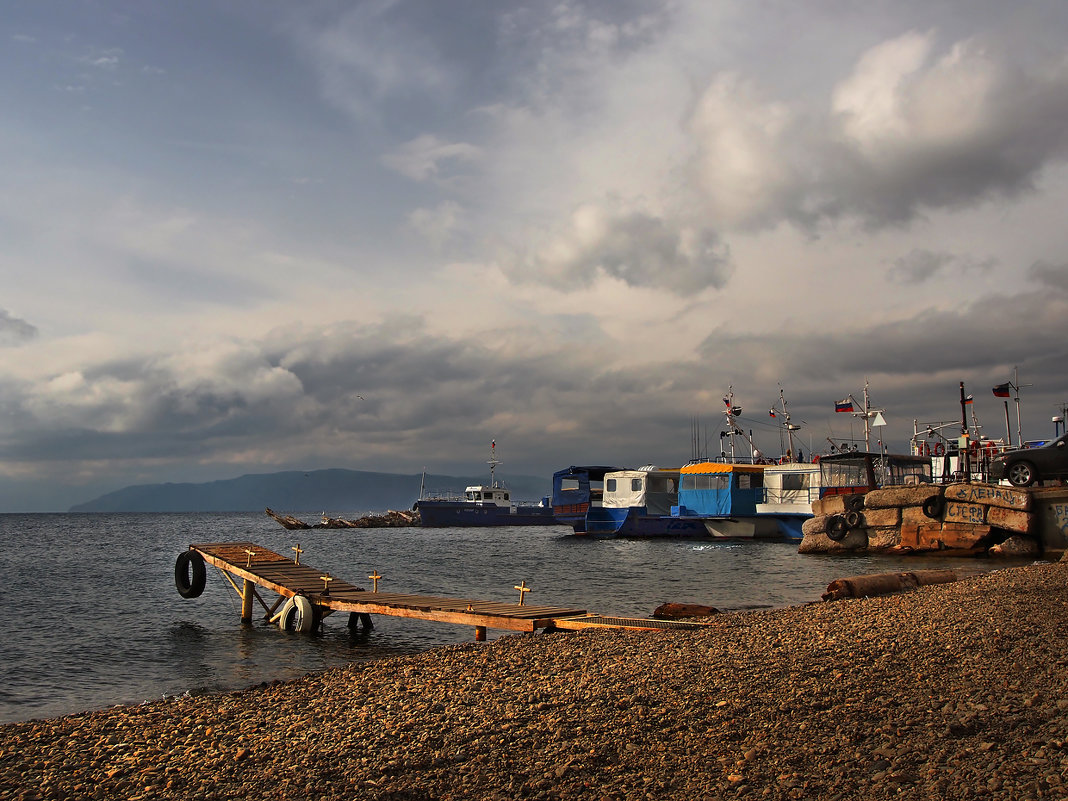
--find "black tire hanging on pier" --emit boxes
[843,494,865,513]
[845,510,865,529]
[826,515,849,541]
[922,495,945,520]
[175,551,206,599]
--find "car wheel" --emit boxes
[1007,461,1037,487]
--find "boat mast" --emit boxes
[722,387,761,462]
[774,386,801,459]
[488,440,501,488]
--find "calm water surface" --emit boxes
[0,512,1034,723]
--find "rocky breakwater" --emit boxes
[800,483,1038,556]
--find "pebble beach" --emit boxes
[3,560,1068,801]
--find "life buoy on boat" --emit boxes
[933,442,945,457]
[278,595,316,633]
[921,442,931,457]
[174,551,206,599]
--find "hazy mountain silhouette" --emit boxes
[68,468,552,513]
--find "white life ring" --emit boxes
[278,595,315,633]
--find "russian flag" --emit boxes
[992,383,1011,398]
[835,399,854,413]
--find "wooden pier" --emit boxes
[176,542,707,640]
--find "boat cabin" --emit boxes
[675,462,766,517]
[551,465,626,533]
[602,468,679,515]
[817,451,932,498]
[463,485,510,507]
[758,462,822,513]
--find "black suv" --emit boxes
[988,433,1068,487]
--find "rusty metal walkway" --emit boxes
[183,542,709,638]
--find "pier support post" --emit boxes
[475,626,487,642]
[241,579,254,623]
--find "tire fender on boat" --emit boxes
[845,510,865,529]
[278,595,316,633]
[174,551,206,599]
[826,515,849,541]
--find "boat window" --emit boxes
[681,474,729,491]
[781,474,807,491]
[503,492,510,501]
[820,460,868,488]
[737,473,764,489]
[631,478,642,492]
[606,479,617,492]
[559,479,581,491]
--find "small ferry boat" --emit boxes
[414,443,557,527]
[755,461,822,540]
[573,466,706,537]
[550,465,625,534]
[673,461,787,538]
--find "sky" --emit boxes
[1,0,1067,511]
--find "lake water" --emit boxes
[0,512,1034,723]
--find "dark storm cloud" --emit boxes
[509,208,732,294]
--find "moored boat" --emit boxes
[579,466,706,538]
[755,461,822,540]
[414,443,557,527]
[673,461,786,538]
[551,465,625,534]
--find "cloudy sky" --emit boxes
[2,0,1067,510]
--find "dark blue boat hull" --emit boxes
[415,500,558,528]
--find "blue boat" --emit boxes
[673,461,792,539]
[579,467,706,537]
[550,465,623,534]
[415,444,557,527]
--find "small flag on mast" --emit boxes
[964,394,974,405]
[769,409,776,418]
[835,399,854,413]
[992,383,1011,398]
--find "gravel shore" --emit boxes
[3,560,1068,800]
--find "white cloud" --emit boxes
[381,134,481,182]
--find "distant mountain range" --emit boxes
[68,468,553,514]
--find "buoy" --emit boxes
[175,551,206,599]
[278,595,316,633]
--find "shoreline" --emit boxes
[3,561,1067,799]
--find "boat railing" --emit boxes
[419,489,465,502]
[761,486,821,506]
